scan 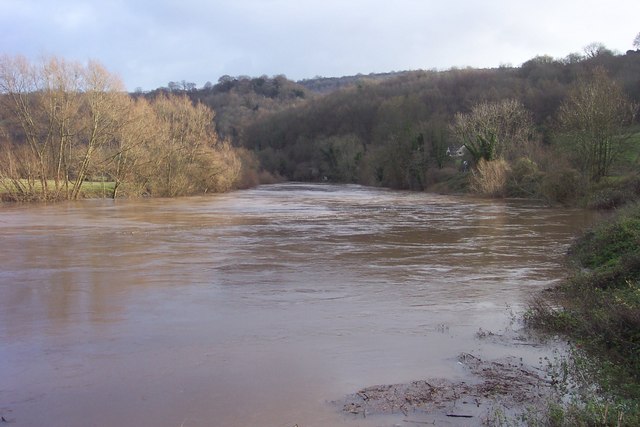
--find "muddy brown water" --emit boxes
[0,183,595,427]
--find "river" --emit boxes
[0,183,594,426]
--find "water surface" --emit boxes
[0,183,594,426]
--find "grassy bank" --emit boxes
[525,202,640,426]
[76,180,116,198]
[1,179,116,202]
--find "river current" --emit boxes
[0,183,594,426]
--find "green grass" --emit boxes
[77,180,116,198]
[1,178,115,201]
[617,131,640,170]
[525,202,640,425]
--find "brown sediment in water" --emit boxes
[0,183,591,427]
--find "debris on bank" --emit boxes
[339,352,554,423]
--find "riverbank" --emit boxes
[523,201,640,426]
[337,335,564,426]
[335,192,640,426]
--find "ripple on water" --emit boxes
[0,183,596,427]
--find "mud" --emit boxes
[339,350,555,425]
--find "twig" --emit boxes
[446,413,474,418]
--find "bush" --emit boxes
[541,167,585,205]
[588,175,640,210]
[233,147,262,189]
[506,157,543,197]
[571,204,640,271]
[424,166,468,194]
[469,158,510,196]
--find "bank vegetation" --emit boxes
[522,200,640,426]
[0,55,254,202]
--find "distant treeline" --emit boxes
[2,42,639,203]
[236,50,639,193]
[155,46,638,203]
[145,75,312,144]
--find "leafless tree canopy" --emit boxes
[451,99,535,163]
[0,55,243,201]
[557,67,638,182]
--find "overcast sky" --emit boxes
[1,0,638,91]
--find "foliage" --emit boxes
[232,147,276,189]
[148,74,312,143]
[237,49,639,191]
[3,47,640,201]
[424,166,469,194]
[540,167,585,206]
[137,94,238,197]
[317,134,364,183]
[298,71,409,94]
[587,175,640,210]
[0,55,129,201]
[364,126,435,190]
[571,206,640,272]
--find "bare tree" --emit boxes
[634,32,640,50]
[0,55,50,199]
[40,57,84,198]
[69,61,129,199]
[557,67,638,182]
[1,55,243,201]
[0,55,129,200]
[451,99,534,163]
[144,94,240,197]
[583,42,611,58]
[103,97,158,198]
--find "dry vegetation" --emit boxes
[0,55,250,202]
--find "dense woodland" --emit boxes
[232,48,640,203]
[1,41,639,203]
[159,43,640,205]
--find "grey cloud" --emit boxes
[1,0,638,90]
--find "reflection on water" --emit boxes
[0,183,594,426]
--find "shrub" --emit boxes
[507,157,543,197]
[469,158,510,197]
[233,147,262,189]
[588,175,640,210]
[424,166,468,194]
[571,204,640,271]
[540,167,585,205]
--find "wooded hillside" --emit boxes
[2,45,639,203]
[224,49,640,198]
